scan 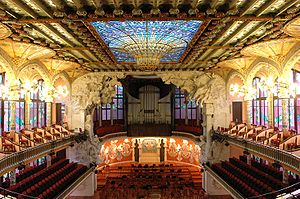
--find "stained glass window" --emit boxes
[174,88,201,123]
[15,101,25,132]
[91,20,202,63]
[4,101,10,132]
[175,88,186,120]
[274,99,283,129]
[96,85,124,124]
[30,80,46,128]
[252,77,268,127]
[112,85,124,120]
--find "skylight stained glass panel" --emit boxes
[91,20,202,63]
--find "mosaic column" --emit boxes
[46,102,52,126]
[24,93,31,129]
[245,100,252,124]
[282,98,289,131]
[267,93,274,128]
[10,101,16,131]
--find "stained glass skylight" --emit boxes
[91,20,202,64]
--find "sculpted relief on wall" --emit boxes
[72,72,125,110]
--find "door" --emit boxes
[232,101,242,124]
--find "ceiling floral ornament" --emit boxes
[283,17,300,38]
[241,38,300,65]
[41,59,80,76]
[0,23,12,39]
[72,72,125,110]
[0,39,56,68]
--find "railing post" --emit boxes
[46,155,52,167]
[9,170,16,186]
[282,168,289,184]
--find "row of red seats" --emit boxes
[37,164,87,199]
[96,124,124,136]
[18,162,78,198]
[1,156,61,189]
[174,125,202,136]
[250,159,283,181]
[241,156,300,188]
[7,159,69,195]
[229,157,285,190]
[212,163,262,198]
[220,161,275,196]
[16,163,46,183]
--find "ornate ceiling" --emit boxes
[0,0,298,76]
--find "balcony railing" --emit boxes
[214,131,300,173]
[204,165,244,199]
[0,133,85,175]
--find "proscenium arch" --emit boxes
[17,60,52,86]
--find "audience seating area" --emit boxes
[218,123,300,151]
[97,163,204,199]
[211,156,300,198]
[0,124,74,153]
[1,157,87,199]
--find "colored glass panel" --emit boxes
[91,20,202,62]
[4,101,10,132]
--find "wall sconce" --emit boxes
[229,84,256,99]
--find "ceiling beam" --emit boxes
[10,0,39,18]
[239,0,261,15]
[254,0,278,16]
[29,0,54,17]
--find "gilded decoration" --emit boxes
[0,23,12,40]
[283,17,300,38]
[0,39,56,63]
[41,59,80,75]
[241,38,300,64]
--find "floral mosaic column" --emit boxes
[9,89,19,132]
[245,100,252,124]
[10,101,16,131]
[46,102,52,126]
[24,93,31,129]
[267,93,273,128]
[281,98,289,131]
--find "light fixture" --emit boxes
[229,84,256,99]
[41,85,69,102]
[0,79,69,101]
[230,77,297,99]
